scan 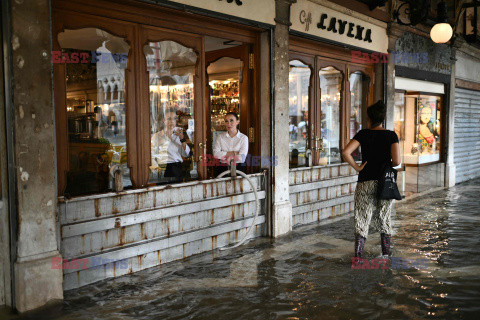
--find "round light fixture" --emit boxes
[430,23,453,43]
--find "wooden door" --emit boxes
[205,44,251,175]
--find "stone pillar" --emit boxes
[271,0,296,237]
[385,23,404,131]
[444,38,463,187]
[11,0,63,312]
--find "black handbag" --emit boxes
[377,162,402,200]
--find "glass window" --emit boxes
[349,71,367,161]
[289,60,311,168]
[394,91,406,164]
[417,95,441,158]
[394,91,406,197]
[145,41,197,184]
[319,66,342,165]
[403,94,441,165]
[208,57,242,150]
[402,93,443,195]
[59,28,131,195]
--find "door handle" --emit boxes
[316,137,323,152]
[313,137,323,152]
[198,141,207,162]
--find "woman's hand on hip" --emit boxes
[356,161,367,172]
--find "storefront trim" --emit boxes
[395,77,445,94]
[455,78,480,91]
[151,0,276,27]
[290,30,382,55]
[395,66,451,85]
[291,0,388,53]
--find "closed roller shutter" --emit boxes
[454,87,480,183]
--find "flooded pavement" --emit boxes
[8,178,480,320]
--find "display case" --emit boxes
[402,93,442,165]
[395,90,444,196]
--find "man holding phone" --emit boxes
[151,107,190,183]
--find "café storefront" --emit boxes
[53,0,274,290]
[286,0,389,226]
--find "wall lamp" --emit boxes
[393,1,479,44]
[430,1,453,43]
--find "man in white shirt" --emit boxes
[151,109,190,182]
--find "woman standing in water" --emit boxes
[342,101,401,258]
[213,112,248,177]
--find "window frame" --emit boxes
[53,0,263,196]
[289,36,375,167]
[288,52,315,168]
[53,11,139,195]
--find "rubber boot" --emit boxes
[381,233,391,256]
[354,235,366,258]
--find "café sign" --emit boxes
[166,0,275,25]
[292,0,388,53]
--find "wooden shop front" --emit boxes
[53,0,273,289]
[286,0,388,226]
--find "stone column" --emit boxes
[444,38,463,187]
[11,0,63,312]
[271,0,296,237]
[385,23,404,131]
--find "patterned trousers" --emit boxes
[354,180,393,238]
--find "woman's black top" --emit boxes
[352,129,399,182]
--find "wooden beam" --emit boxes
[456,78,480,91]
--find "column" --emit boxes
[10,0,63,312]
[445,38,464,187]
[271,0,296,237]
[385,23,404,130]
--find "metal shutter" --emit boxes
[454,87,480,183]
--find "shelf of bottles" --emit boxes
[152,83,194,122]
[209,80,240,132]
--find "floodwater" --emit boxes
[6,178,480,320]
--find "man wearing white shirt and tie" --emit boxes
[213,112,248,177]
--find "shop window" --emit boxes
[394,91,406,197]
[319,66,342,165]
[394,91,406,164]
[288,60,311,168]
[395,91,444,196]
[54,10,261,195]
[145,40,197,184]
[58,28,131,195]
[404,94,442,165]
[349,71,368,161]
[207,57,242,151]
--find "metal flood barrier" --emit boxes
[289,164,358,226]
[58,172,266,290]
